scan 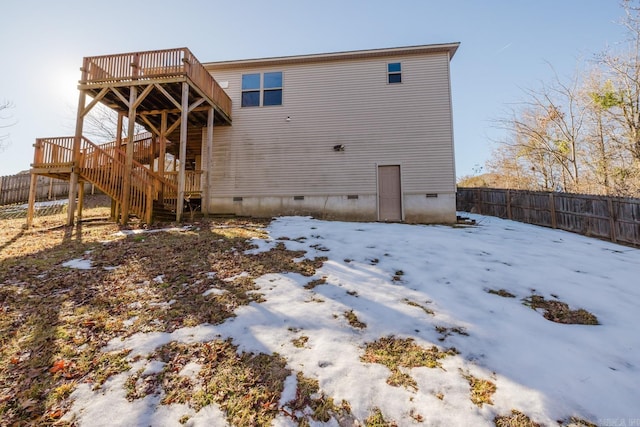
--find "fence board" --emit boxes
[0,173,92,206]
[457,187,640,247]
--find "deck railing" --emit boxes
[81,47,231,119]
[98,132,156,165]
[33,137,75,168]
[163,170,203,196]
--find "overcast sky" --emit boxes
[0,0,627,177]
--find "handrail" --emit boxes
[81,47,231,120]
[80,136,177,221]
[32,135,178,222]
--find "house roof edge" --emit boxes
[204,42,460,70]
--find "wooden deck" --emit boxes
[81,48,231,126]
[29,47,229,226]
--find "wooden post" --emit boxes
[77,181,85,220]
[549,193,557,229]
[159,112,167,175]
[68,88,87,226]
[146,183,153,224]
[607,197,617,243]
[203,107,214,217]
[506,189,512,220]
[176,82,189,222]
[26,172,38,228]
[121,86,137,225]
[116,112,124,149]
[114,201,121,224]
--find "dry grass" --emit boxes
[487,288,516,298]
[282,372,353,425]
[522,295,599,325]
[344,310,367,329]
[291,336,309,348]
[404,298,435,316]
[304,276,327,290]
[494,409,541,427]
[364,407,397,427]
[0,197,328,425]
[435,325,469,342]
[462,372,496,407]
[360,336,458,390]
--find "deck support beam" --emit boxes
[176,82,189,222]
[78,181,85,220]
[159,112,167,175]
[203,108,214,216]
[67,86,87,226]
[26,173,38,227]
[121,86,137,224]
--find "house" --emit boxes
[27,43,459,226]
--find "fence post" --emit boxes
[607,197,617,243]
[549,193,557,229]
[506,190,512,220]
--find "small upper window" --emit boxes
[387,62,402,84]
[241,73,261,107]
[263,72,283,106]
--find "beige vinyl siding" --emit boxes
[207,51,455,198]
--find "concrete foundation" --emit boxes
[207,192,456,224]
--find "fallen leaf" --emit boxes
[47,408,63,419]
[50,359,67,373]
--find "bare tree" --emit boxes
[481,2,640,196]
[598,0,640,161]
[489,68,588,192]
[0,99,15,150]
[82,103,147,143]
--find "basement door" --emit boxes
[377,165,402,221]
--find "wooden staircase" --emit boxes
[32,135,178,223]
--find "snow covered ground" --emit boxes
[64,214,640,426]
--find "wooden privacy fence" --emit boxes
[0,173,92,206]
[457,187,640,247]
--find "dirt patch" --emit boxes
[522,295,599,325]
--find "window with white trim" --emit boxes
[241,72,283,107]
[387,62,402,84]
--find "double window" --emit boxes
[241,72,283,107]
[387,62,402,84]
